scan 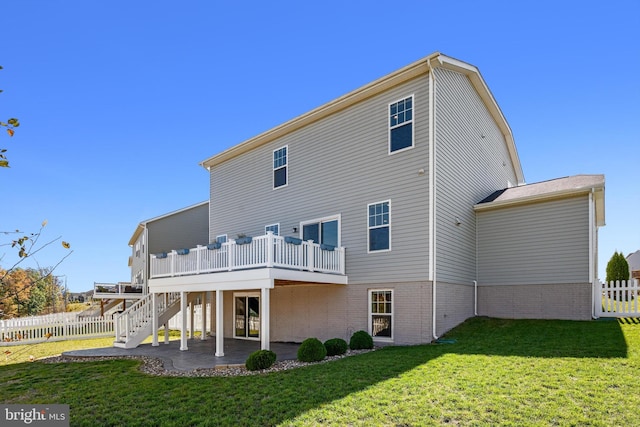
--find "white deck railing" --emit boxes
[94,282,144,298]
[150,232,346,279]
[114,292,180,344]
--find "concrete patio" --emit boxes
[63,338,300,372]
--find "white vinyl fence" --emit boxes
[1,312,114,346]
[167,303,211,333]
[598,279,640,317]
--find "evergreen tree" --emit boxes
[605,251,630,283]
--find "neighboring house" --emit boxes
[118,52,606,354]
[627,250,640,281]
[127,201,209,294]
[93,202,209,319]
[67,291,92,303]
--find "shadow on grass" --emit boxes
[0,316,632,426]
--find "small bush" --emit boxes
[324,338,348,356]
[349,330,374,350]
[245,350,277,371]
[297,337,327,362]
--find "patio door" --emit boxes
[301,216,340,247]
[234,293,260,340]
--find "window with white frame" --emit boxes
[265,223,280,236]
[135,241,141,258]
[215,234,228,244]
[301,215,340,247]
[273,146,288,188]
[368,201,390,252]
[369,289,393,340]
[389,95,414,153]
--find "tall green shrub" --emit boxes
[606,251,630,283]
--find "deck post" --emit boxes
[210,291,216,337]
[151,293,159,346]
[201,292,207,340]
[215,290,224,356]
[266,231,274,268]
[180,291,188,351]
[163,293,170,344]
[307,240,315,272]
[261,285,271,351]
[189,299,195,339]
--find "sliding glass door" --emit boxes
[234,293,260,339]
[301,217,339,247]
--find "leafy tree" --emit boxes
[1,223,72,318]
[0,66,71,317]
[0,267,66,318]
[605,251,630,283]
[1,65,20,167]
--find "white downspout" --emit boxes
[589,190,596,318]
[428,60,438,340]
[473,280,478,316]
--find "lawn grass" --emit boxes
[1,317,639,426]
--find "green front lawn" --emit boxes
[1,317,638,426]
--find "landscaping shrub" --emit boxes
[297,337,327,362]
[245,349,277,371]
[349,330,374,350]
[324,338,348,356]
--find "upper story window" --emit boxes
[389,95,414,153]
[273,146,288,189]
[265,223,280,236]
[368,200,390,252]
[135,241,141,258]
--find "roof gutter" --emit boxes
[473,185,604,212]
[200,53,440,170]
[200,52,523,183]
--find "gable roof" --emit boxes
[128,201,209,246]
[475,174,605,226]
[200,52,524,184]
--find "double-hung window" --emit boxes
[369,289,393,340]
[368,201,390,252]
[389,95,414,153]
[273,146,288,189]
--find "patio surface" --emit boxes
[62,338,300,372]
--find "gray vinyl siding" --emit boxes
[130,233,145,285]
[210,76,431,284]
[147,203,209,254]
[433,68,518,284]
[477,195,590,285]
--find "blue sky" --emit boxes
[1,1,638,292]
